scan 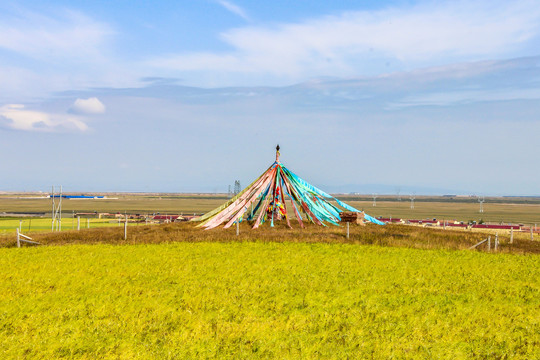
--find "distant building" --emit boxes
[153,215,184,223]
[378,218,404,224]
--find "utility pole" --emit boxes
[51,186,55,231]
[51,185,63,231]
[478,196,485,213]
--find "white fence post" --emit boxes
[77,216,80,231]
[124,218,127,240]
[15,229,40,247]
[510,227,514,244]
[346,222,350,239]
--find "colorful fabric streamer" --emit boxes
[194,149,385,229]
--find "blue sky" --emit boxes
[1,0,540,195]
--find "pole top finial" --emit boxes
[276,144,280,151]
[275,144,280,162]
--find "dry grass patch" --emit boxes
[2,222,539,254]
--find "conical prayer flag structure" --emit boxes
[195,146,385,230]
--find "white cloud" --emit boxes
[70,97,106,115]
[150,1,540,80]
[216,0,250,21]
[0,9,113,61]
[0,104,88,132]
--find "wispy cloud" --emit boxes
[150,1,540,83]
[0,6,141,102]
[0,104,89,132]
[215,0,250,21]
[391,88,540,108]
[0,8,113,61]
[74,55,540,111]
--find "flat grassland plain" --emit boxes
[2,193,540,234]
[2,193,540,221]
[1,194,540,358]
